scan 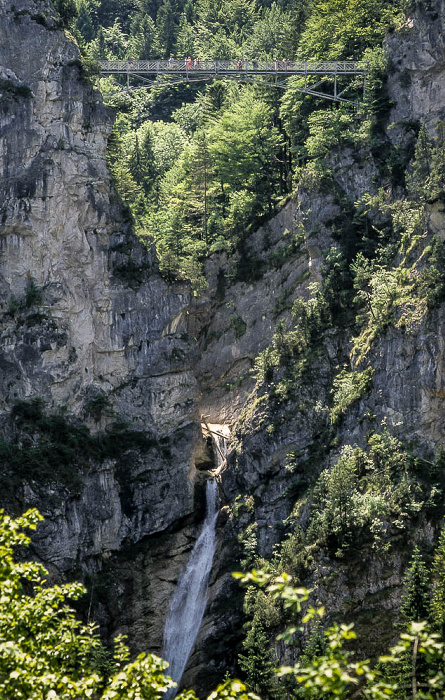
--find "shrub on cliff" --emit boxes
[235,570,445,699]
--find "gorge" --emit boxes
[1,0,445,695]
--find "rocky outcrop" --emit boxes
[386,0,445,135]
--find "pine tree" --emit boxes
[128,14,161,58]
[238,621,281,700]
[76,0,95,42]
[128,127,156,197]
[379,548,431,698]
[431,525,445,637]
[156,0,177,57]
[430,121,445,202]
[407,124,433,201]
[400,547,430,624]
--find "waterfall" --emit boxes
[203,422,231,474]
[209,424,230,470]
[162,478,219,697]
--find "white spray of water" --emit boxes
[163,478,219,697]
[205,423,231,472]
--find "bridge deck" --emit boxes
[98,59,368,106]
[99,59,368,77]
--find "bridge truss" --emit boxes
[98,59,368,107]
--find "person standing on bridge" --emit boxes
[187,56,192,69]
[169,55,174,69]
[274,57,278,71]
[193,57,200,69]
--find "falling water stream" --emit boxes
[162,478,219,698]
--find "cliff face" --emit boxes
[0,0,209,657]
[2,0,445,693]
[188,0,445,684]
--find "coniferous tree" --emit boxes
[431,525,445,637]
[75,0,96,41]
[156,0,177,57]
[400,547,430,624]
[430,121,445,202]
[378,548,431,698]
[238,621,281,700]
[407,124,433,201]
[175,14,196,57]
[128,14,161,58]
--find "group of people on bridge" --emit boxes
[164,57,292,71]
[172,56,201,69]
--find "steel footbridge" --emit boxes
[98,59,368,106]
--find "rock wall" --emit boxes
[386,0,445,135]
[0,0,207,660]
[188,0,445,682]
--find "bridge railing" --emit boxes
[98,59,368,75]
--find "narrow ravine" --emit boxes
[162,477,220,698]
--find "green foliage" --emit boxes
[241,3,297,59]
[142,87,285,289]
[308,445,361,555]
[251,243,357,410]
[230,494,255,519]
[8,279,43,316]
[351,190,445,364]
[238,523,259,570]
[85,394,114,421]
[238,621,281,700]
[297,623,327,669]
[301,431,441,558]
[305,109,356,159]
[0,79,32,99]
[0,510,261,700]
[280,621,393,699]
[408,122,445,203]
[400,547,430,624]
[254,283,331,392]
[330,367,374,423]
[235,570,445,699]
[430,525,445,636]
[231,315,247,339]
[0,509,173,699]
[53,0,78,26]
[273,526,309,581]
[297,0,402,60]
[208,679,260,700]
[83,0,408,291]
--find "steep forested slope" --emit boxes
[68,0,405,290]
